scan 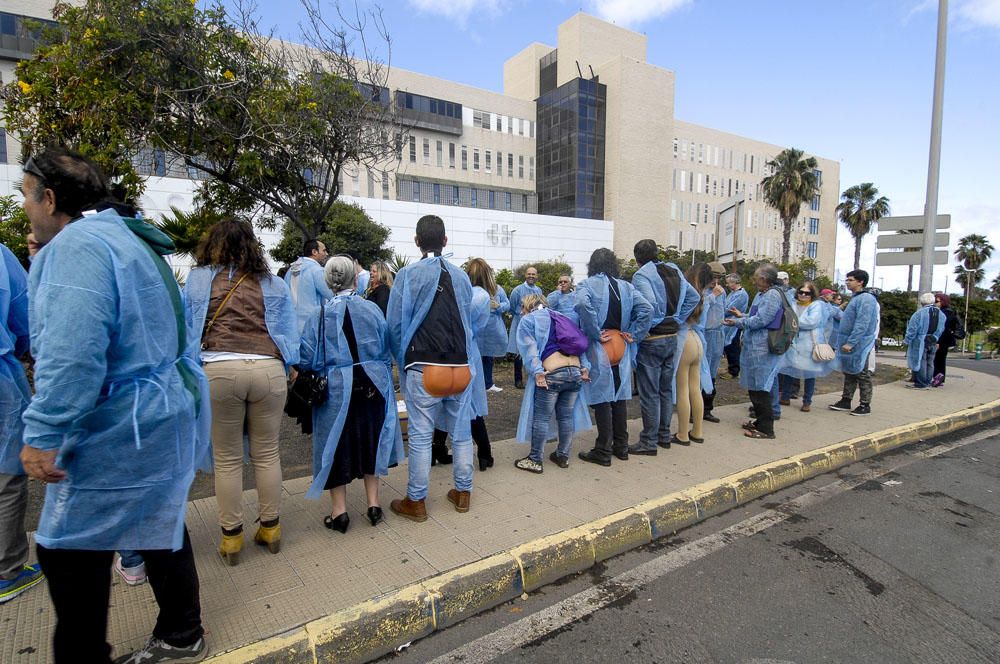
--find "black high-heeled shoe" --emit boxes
[478,457,494,472]
[367,506,383,527]
[431,443,453,466]
[323,512,350,533]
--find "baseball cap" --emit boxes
[776,271,789,280]
[707,261,726,276]
[820,288,835,296]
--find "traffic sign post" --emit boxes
[874,214,950,268]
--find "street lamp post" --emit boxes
[689,221,698,264]
[509,229,516,271]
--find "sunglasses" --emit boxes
[797,290,813,296]
[22,157,47,182]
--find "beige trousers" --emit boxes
[205,358,286,530]
[675,332,704,441]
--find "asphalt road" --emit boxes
[382,420,1000,664]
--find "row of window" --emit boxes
[398,92,462,119]
[669,197,822,237]
[407,136,534,180]
[468,109,535,138]
[672,138,824,189]
[673,169,758,200]
[396,178,537,213]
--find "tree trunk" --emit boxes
[781,217,791,264]
[853,238,862,271]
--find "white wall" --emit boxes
[1,166,613,280]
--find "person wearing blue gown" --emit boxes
[387,216,487,521]
[828,270,881,416]
[575,249,652,466]
[513,294,592,472]
[628,239,699,455]
[721,274,749,379]
[284,239,334,334]
[820,289,844,349]
[0,243,41,605]
[723,264,785,439]
[904,293,947,389]
[468,258,509,392]
[506,267,542,389]
[298,256,403,534]
[778,282,838,411]
[699,262,728,423]
[18,149,210,663]
[547,275,579,324]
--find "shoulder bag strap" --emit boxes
[203,273,249,338]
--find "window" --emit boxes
[813,169,823,186]
[672,137,678,158]
[529,157,534,181]
[395,133,402,160]
[807,242,818,259]
[485,149,492,174]
[504,192,512,211]
[473,148,480,171]
[488,190,495,208]
[529,121,535,138]
[0,14,16,36]
[508,118,513,134]
[433,183,441,204]
[412,180,420,202]
[518,155,524,178]
[471,188,478,207]
[497,151,502,176]
[810,194,820,211]
[382,171,389,199]
[461,145,468,170]
[452,185,460,205]
[423,138,430,165]
[409,136,416,163]
[518,119,524,136]
[367,171,375,198]
[508,153,514,177]
[436,140,443,167]
[496,115,502,131]
[809,217,820,234]
[449,143,456,168]
[351,171,360,197]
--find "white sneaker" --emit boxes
[114,555,147,586]
[486,385,503,393]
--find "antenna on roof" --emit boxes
[576,60,583,78]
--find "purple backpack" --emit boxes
[549,310,589,356]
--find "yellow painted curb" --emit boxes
[207,397,1000,663]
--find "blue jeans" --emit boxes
[530,367,582,462]
[914,345,936,387]
[771,380,781,417]
[635,336,678,449]
[403,369,474,500]
[780,375,814,405]
[482,356,494,388]
[119,550,144,568]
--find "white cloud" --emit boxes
[588,0,691,26]
[405,0,511,26]
[956,0,1000,29]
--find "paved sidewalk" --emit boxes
[2,359,998,663]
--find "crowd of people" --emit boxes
[0,148,962,662]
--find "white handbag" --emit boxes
[811,330,836,362]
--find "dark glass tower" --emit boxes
[536,62,607,220]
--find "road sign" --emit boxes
[876,214,950,231]
[876,232,949,249]
[875,250,948,266]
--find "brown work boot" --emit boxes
[390,496,428,522]
[447,489,471,513]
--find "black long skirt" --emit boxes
[324,366,386,489]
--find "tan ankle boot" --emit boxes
[219,531,243,566]
[390,497,428,522]
[253,522,281,554]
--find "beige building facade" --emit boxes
[2,4,840,276]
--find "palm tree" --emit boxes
[760,148,819,264]
[836,183,891,271]
[953,233,994,274]
[991,274,1000,300]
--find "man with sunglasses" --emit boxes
[18,149,209,663]
[547,275,579,324]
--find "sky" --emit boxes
[227,0,999,294]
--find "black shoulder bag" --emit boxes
[284,302,329,434]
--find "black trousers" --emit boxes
[591,365,628,458]
[432,416,492,460]
[723,330,741,377]
[933,344,951,379]
[513,356,524,384]
[36,527,203,664]
[748,390,775,436]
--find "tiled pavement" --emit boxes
[2,359,998,662]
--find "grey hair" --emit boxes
[919,292,936,305]
[725,273,741,284]
[324,255,357,293]
[754,264,779,286]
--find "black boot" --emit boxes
[702,390,720,423]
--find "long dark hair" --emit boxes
[195,218,271,277]
[685,262,713,324]
[587,248,620,278]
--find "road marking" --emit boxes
[427,426,999,664]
